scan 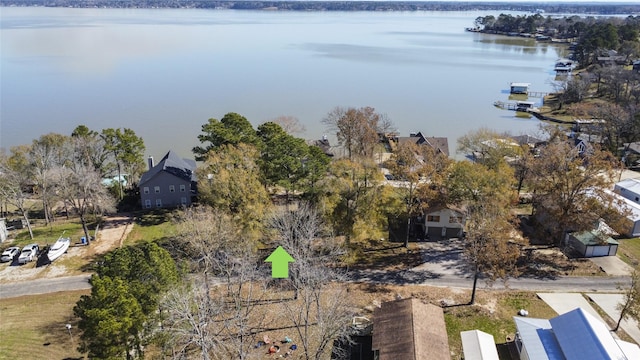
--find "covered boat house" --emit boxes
[510,82,530,94]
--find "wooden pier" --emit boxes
[527,91,548,98]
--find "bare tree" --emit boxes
[0,149,35,239]
[268,115,306,135]
[29,133,69,224]
[161,282,222,360]
[322,106,382,160]
[164,207,268,360]
[464,203,521,305]
[53,164,116,244]
[615,269,640,332]
[269,203,354,360]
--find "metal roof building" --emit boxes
[461,330,499,360]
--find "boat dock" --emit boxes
[493,101,539,112]
[494,100,581,125]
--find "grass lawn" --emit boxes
[0,290,88,360]
[124,210,176,246]
[617,237,640,267]
[346,238,424,270]
[444,291,557,359]
[12,221,86,248]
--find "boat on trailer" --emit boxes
[47,237,71,262]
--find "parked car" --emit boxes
[1,246,21,263]
[18,244,39,264]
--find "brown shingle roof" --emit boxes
[372,298,450,360]
[424,137,450,157]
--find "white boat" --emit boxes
[47,237,70,262]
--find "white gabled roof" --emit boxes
[461,330,499,360]
[604,189,640,222]
[514,317,565,360]
[615,340,640,359]
[615,178,640,195]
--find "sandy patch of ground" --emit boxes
[0,214,134,284]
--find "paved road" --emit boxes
[350,268,630,292]
[0,274,91,299]
[0,238,632,299]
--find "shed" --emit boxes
[461,330,499,360]
[510,82,530,94]
[372,298,450,360]
[566,231,618,257]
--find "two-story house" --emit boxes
[139,151,197,209]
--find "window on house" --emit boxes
[449,216,462,223]
[180,184,186,192]
[143,187,149,194]
[181,197,187,205]
[169,185,175,193]
[636,197,639,202]
[144,199,151,208]
[427,215,440,222]
[154,186,160,193]
[156,199,162,207]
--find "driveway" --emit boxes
[589,256,634,276]
[537,292,611,332]
[413,238,470,277]
[587,293,640,345]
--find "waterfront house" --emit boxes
[139,151,197,209]
[395,132,450,157]
[306,135,334,157]
[510,82,530,94]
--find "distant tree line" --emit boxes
[2,0,640,14]
[475,14,640,67]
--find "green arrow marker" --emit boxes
[265,246,295,278]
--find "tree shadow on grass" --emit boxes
[40,317,81,359]
[349,268,443,286]
[133,209,173,227]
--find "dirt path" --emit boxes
[0,214,135,284]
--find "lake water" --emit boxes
[0,7,570,160]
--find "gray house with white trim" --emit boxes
[139,151,197,209]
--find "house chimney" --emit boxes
[148,156,154,170]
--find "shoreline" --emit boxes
[1,1,639,14]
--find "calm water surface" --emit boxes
[0,7,569,159]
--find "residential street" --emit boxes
[0,234,631,299]
[0,269,629,300]
[0,274,91,299]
